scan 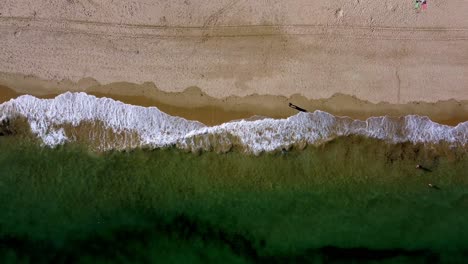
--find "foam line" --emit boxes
[0,92,466,154]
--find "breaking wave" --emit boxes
[0,92,467,154]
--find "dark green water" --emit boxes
[0,136,467,263]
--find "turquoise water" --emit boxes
[0,136,467,263]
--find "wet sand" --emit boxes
[1,80,467,126]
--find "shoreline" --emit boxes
[1,75,467,126]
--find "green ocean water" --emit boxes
[0,135,467,263]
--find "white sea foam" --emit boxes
[0,92,466,154]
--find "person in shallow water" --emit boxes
[416,165,440,189]
[416,164,431,172]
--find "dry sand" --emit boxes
[0,0,467,124]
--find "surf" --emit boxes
[0,92,466,154]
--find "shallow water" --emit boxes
[1,92,467,154]
[0,135,467,263]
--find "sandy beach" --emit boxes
[2,2,468,261]
[1,0,468,124]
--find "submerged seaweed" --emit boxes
[0,135,467,262]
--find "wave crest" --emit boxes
[0,92,466,154]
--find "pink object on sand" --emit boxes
[422,3,427,10]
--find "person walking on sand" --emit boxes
[415,0,428,10]
[414,0,422,9]
[288,103,308,112]
[422,0,427,10]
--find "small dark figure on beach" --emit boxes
[415,0,427,10]
[288,103,308,112]
[428,183,441,190]
[416,164,432,172]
